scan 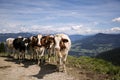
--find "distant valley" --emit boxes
[70,33,120,57]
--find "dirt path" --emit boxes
[0,57,78,80]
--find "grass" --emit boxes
[67,56,120,80]
[0,52,11,56]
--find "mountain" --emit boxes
[0,32,87,42]
[0,33,34,42]
[96,47,120,66]
[69,34,87,42]
[1,32,120,57]
[80,33,120,49]
[70,33,120,57]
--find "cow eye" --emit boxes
[62,39,68,43]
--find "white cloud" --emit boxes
[20,27,29,32]
[29,25,72,34]
[110,27,120,31]
[71,25,83,30]
[0,21,120,35]
[112,17,120,22]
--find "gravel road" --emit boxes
[0,57,77,80]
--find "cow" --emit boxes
[54,34,71,72]
[45,35,55,63]
[29,36,39,60]
[13,37,30,63]
[36,35,56,63]
[6,38,15,57]
[29,34,46,65]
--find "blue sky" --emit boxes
[0,0,120,35]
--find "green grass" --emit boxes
[0,52,11,56]
[67,56,120,80]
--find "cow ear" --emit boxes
[62,38,68,43]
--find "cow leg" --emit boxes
[32,52,35,60]
[37,54,40,65]
[35,49,40,65]
[48,49,51,63]
[57,57,63,72]
[22,51,25,60]
[63,55,67,72]
[16,50,19,59]
[56,51,63,72]
[32,50,37,60]
[53,49,56,63]
[18,53,20,60]
[62,51,68,72]
[40,48,45,65]
[12,48,16,59]
[18,52,22,64]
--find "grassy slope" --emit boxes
[96,48,120,66]
[67,56,120,80]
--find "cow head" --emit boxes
[41,36,48,46]
[60,38,68,50]
[30,36,38,47]
[54,34,69,51]
[40,35,55,48]
[22,38,31,49]
[45,35,55,49]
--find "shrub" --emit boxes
[0,42,5,53]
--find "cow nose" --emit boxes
[55,48,60,51]
[37,44,42,47]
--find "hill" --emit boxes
[69,34,87,42]
[96,48,120,66]
[70,33,120,57]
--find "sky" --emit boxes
[0,0,120,35]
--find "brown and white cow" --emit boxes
[30,34,47,65]
[54,34,71,72]
[45,35,55,63]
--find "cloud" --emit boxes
[112,17,120,22]
[1,22,120,35]
[29,25,72,34]
[71,25,83,30]
[0,0,120,35]
[110,27,120,31]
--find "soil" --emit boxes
[0,56,77,80]
[0,56,109,80]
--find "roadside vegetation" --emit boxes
[67,56,120,80]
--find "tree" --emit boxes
[0,42,5,53]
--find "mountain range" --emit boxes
[0,32,120,57]
[0,33,34,42]
[0,32,85,42]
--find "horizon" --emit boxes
[0,0,120,35]
[0,32,120,36]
